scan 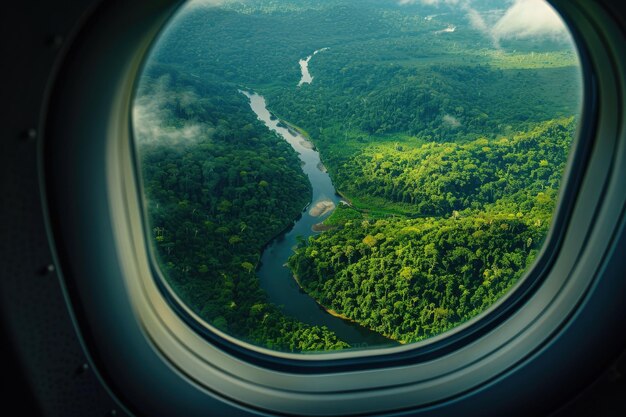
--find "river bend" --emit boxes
[242,91,395,349]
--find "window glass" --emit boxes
[132,0,582,353]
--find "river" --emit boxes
[297,48,329,87]
[241,91,396,349]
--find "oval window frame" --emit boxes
[42,0,626,416]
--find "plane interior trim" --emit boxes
[1,0,625,416]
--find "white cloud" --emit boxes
[462,3,502,49]
[434,24,456,34]
[399,0,568,46]
[443,114,461,128]
[400,0,569,44]
[133,76,206,145]
[465,6,488,32]
[492,0,568,41]
[397,0,500,46]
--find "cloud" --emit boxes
[465,6,488,32]
[399,0,568,46]
[492,0,568,41]
[443,114,461,128]
[462,3,502,48]
[397,0,499,45]
[133,76,206,145]
[434,25,456,34]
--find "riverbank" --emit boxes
[253,203,309,273]
[246,90,398,348]
[291,272,401,345]
[291,273,368,326]
[278,117,313,141]
[312,222,335,232]
[309,200,335,217]
[334,189,353,206]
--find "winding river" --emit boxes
[242,91,396,349]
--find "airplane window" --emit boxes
[131,0,582,354]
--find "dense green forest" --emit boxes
[288,118,574,342]
[334,118,574,216]
[135,66,348,351]
[135,0,581,350]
